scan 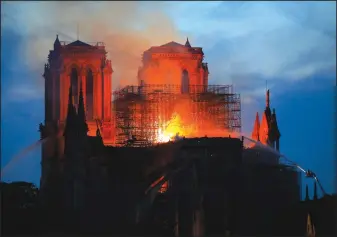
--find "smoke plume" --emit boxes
[2,1,184,89]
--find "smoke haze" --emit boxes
[2,1,183,89]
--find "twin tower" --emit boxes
[41,35,113,139]
[39,36,113,192]
[39,35,211,192]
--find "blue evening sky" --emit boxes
[1,1,336,198]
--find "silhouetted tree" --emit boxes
[1,181,39,209]
[1,182,40,235]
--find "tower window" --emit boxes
[71,68,79,105]
[181,69,190,94]
[86,69,94,120]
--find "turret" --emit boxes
[185,37,191,47]
[54,35,61,51]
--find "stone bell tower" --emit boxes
[39,36,113,204]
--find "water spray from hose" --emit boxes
[1,130,63,178]
[242,135,328,196]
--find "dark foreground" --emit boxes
[2,195,336,236]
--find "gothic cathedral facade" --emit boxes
[39,36,113,196]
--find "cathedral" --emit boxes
[37,36,300,236]
[38,35,217,210]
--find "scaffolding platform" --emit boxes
[112,84,241,146]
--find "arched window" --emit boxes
[86,69,94,120]
[181,69,190,94]
[70,68,79,105]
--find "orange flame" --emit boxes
[155,96,240,143]
[157,113,188,143]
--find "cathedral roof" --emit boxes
[144,40,203,54]
[66,40,94,48]
[159,41,185,48]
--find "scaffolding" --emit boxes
[112,84,241,147]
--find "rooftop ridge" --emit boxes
[59,40,105,47]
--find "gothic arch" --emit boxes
[66,63,81,75]
[84,64,98,75]
[181,69,190,94]
[68,64,80,105]
[86,67,94,120]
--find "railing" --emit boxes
[59,41,105,47]
[113,84,234,97]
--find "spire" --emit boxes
[268,107,281,150]
[64,84,77,137]
[259,111,269,145]
[95,120,101,138]
[305,184,310,201]
[77,80,88,136]
[272,108,280,137]
[266,89,270,108]
[68,83,73,106]
[54,34,61,50]
[185,37,191,47]
[274,108,281,151]
[252,112,260,141]
[95,119,104,147]
[313,182,318,200]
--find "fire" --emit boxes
[157,128,172,143]
[155,112,241,144]
[157,113,185,143]
[114,90,241,145]
[155,98,241,144]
